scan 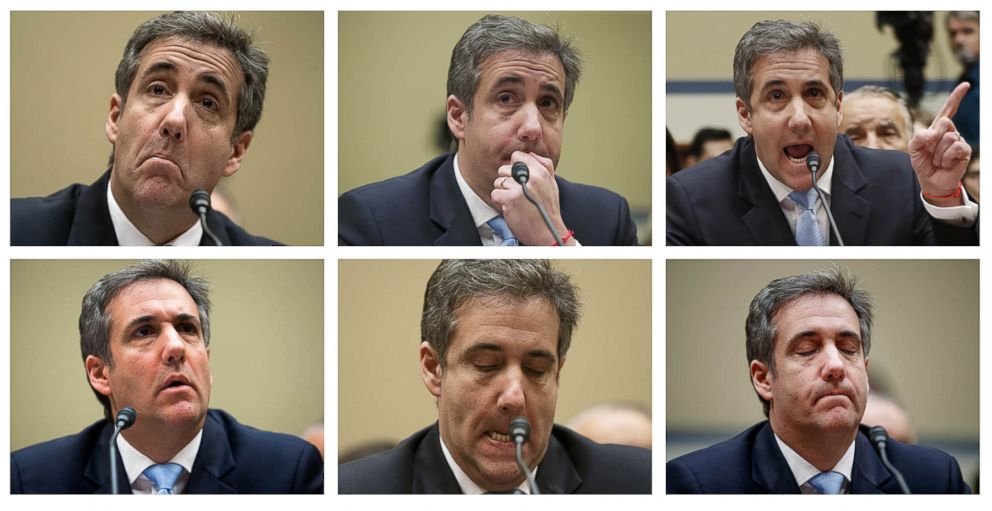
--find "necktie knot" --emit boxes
[142,462,184,494]
[808,470,846,494]
[486,216,519,246]
[788,188,826,246]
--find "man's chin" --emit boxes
[474,463,526,492]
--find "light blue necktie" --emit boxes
[486,216,519,246]
[788,188,827,246]
[142,462,184,494]
[808,470,846,494]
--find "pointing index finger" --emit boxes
[932,82,971,127]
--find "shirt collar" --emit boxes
[453,152,501,228]
[107,183,202,246]
[773,431,855,488]
[117,429,203,493]
[439,433,534,494]
[756,151,835,204]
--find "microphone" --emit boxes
[868,426,912,494]
[110,407,137,494]
[510,162,563,246]
[188,189,223,246]
[805,151,845,246]
[509,416,540,495]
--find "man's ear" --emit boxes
[85,355,112,398]
[835,90,844,129]
[556,356,566,382]
[420,341,442,397]
[736,97,753,135]
[223,130,253,177]
[446,95,467,143]
[106,94,122,144]
[750,359,773,402]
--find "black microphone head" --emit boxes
[806,150,822,173]
[511,162,530,184]
[116,406,137,430]
[189,189,212,215]
[868,425,889,445]
[509,416,531,443]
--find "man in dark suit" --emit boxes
[339,15,638,246]
[667,19,977,246]
[11,12,279,246]
[339,260,651,494]
[666,269,970,494]
[10,261,322,494]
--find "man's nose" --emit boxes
[787,98,812,133]
[161,325,187,366]
[865,131,881,150]
[160,96,189,142]
[516,103,543,143]
[496,368,526,416]
[820,344,846,382]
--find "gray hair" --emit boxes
[115,11,270,140]
[422,259,581,368]
[844,85,915,139]
[734,20,844,111]
[447,15,583,115]
[80,260,211,419]
[947,11,980,25]
[745,268,874,417]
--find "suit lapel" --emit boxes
[185,412,237,494]
[535,430,582,494]
[827,137,872,245]
[202,210,235,246]
[736,139,797,245]
[751,422,801,493]
[429,154,483,246]
[84,421,128,494]
[411,424,462,494]
[67,170,121,246]
[849,428,890,494]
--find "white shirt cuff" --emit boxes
[922,186,978,227]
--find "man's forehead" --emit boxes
[137,36,243,82]
[111,278,196,311]
[478,49,565,83]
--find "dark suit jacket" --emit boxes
[338,423,650,494]
[11,171,281,246]
[339,154,639,245]
[666,421,970,494]
[667,136,978,245]
[10,409,323,494]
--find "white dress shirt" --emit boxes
[439,434,534,494]
[107,185,202,246]
[756,152,978,243]
[774,433,855,494]
[453,153,580,246]
[118,430,203,494]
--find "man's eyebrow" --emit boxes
[540,82,563,99]
[122,315,156,334]
[525,348,556,364]
[140,60,178,81]
[493,75,524,89]
[464,342,503,356]
[198,73,230,101]
[785,330,862,346]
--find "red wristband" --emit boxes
[922,184,963,200]
[552,229,575,246]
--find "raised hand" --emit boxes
[909,82,973,206]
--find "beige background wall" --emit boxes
[667,11,966,141]
[667,260,978,441]
[339,12,652,217]
[10,260,324,451]
[10,11,324,245]
[339,259,652,456]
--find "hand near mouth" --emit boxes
[909,82,972,207]
[491,151,572,246]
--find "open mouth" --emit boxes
[784,144,814,164]
[487,431,513,443]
